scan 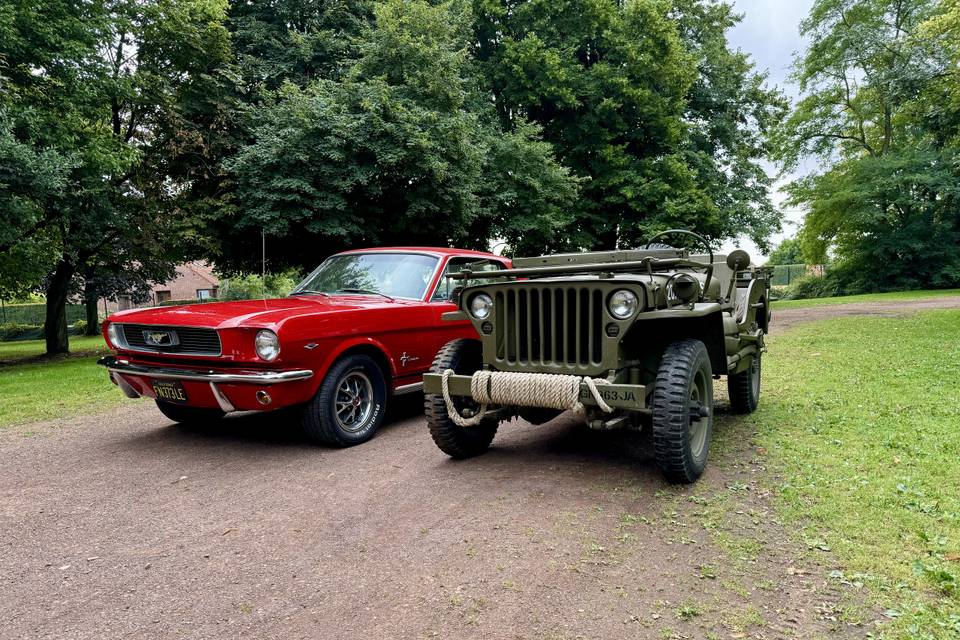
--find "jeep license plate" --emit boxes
[152,379,188,404]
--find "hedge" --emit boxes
[0,303,86,325]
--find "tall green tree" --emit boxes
[473,0,786,251]
[777,0,960,291]
[765,236,804,266]
[223,0,579,269]
[0,0,232,353]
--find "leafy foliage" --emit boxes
[778,0,960,293]
[473,0,786,250]
[765,237,804,266]
[0,0,233,352]
[221,0,579,268]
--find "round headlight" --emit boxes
[107,323,121,348]
[608,289,638,319]
[255,329,280,361]
[470,293,493,319]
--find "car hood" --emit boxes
[108,295,407,330]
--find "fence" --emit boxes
[770,264,807,286]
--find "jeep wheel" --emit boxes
[425,339,498,458]
[302,354,387,447]
[650,339,714,484]
[155,401,224,425]
[728,352,761,414]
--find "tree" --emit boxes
[765,237,804,266]
[0,0,232,353]
[222,0,579,270]
[777,0,960,292]
[472,0,786,251]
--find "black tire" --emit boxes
[155,401,224,425]
[650,339,714,484]
[728,352,761,414]
[425,339,498,459]
[301,354,388,447]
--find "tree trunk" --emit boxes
[44,260,74,355]
[84,295,100,335]
[83,272,100,335]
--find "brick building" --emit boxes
[114,262,220,311]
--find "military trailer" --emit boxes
[422,230,771,484]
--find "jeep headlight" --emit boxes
[106,323,122,348]
[469,293,493,320]
[255,329,280,361]
[608,290,638,319]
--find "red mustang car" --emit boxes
[98,248,509,445]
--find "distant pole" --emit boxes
[1,299,5,323]
[262,229,267,300]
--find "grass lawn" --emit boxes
[754,310,960,638]
[0,335,120,428]
[0,335,108,363]
[773,288,960,310]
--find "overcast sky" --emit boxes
[723,0,815,259]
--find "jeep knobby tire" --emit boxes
[728,352,761,414]
[425,339,498,458]
[650,339,714,484]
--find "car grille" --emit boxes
[119,324,222,356]
[494,286,603,368]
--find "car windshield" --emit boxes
[292,253,439,300]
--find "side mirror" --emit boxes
[726,249,751,271]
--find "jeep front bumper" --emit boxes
[422,372,648,411]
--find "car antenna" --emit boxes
[261,229,267,304]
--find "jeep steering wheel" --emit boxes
[643,229,714,300]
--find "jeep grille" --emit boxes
[494,287,603,368]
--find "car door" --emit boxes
[420,256,508,363]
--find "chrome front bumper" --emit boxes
[97,355,314,413]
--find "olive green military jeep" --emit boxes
[422,230,771,484]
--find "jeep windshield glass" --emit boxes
[291,253,439,300]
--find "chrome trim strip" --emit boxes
[393,381,423,395]
[209,382,237,413]
[98,356,313,385]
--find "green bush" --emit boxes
[219,271,301,300]
[0,303,85,325]
[782,274,844,300]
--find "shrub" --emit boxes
[782,274,844,300]
[219,271,301,300]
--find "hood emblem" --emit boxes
[143,330,179,347]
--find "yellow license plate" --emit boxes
[152,379,188,403]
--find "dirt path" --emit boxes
[770,296,960,334]
[6,299,959,640]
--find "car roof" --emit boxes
[335,246,504,259]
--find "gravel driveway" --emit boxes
[5,300,958,640]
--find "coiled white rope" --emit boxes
[440,369,614,427]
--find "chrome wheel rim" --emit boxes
[689,368,711,459]
[334,372,374,433]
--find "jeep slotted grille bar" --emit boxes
[494,287,603,368]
